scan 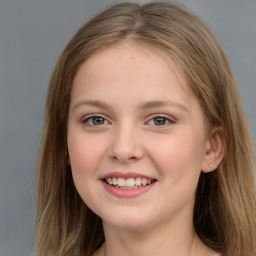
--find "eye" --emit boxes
[147,116,174,126]
[82,115,109,126]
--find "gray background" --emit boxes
[0,0,255,255]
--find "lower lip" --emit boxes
[102,181,156,198]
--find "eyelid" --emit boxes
[82,114,111,126]
[146,114,176,125]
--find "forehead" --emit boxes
[72,41,189,93]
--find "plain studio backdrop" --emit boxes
[0,0,255,255]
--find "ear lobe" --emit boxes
[202,127,226,173]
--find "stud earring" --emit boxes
[209,164,212,168]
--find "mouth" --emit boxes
[103,177,156,189]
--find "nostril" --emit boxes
[110,154,140,163]
[108,133,144,162]
[128,156,138,161]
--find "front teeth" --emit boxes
[105,177,153,188]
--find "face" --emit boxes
[67,42,211,231]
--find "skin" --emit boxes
[67,42,224,256]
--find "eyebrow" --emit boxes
[72,100,112,112]
[138,100,188,112]
[71,99,189,113]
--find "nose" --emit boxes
[108,124,144,164]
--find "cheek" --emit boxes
[69,142,94,175]
[148,131,205,184]
[67,131,106,209]
[67,129,107,180]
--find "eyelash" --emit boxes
[82,115,110,126]
[146,115,175,126]
[81,114,175,127]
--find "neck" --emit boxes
[103,217,197,256]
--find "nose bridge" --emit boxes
[109,121,143,162]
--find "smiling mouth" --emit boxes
[104,177,156,189]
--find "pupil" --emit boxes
[93,117,104,125]
[154,117,166,125]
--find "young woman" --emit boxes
[35,2,256,256]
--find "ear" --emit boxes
[201,127,226,173]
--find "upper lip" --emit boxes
[99,172,157,180]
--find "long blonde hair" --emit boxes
[35,2,256,256]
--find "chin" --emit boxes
[101,208,156,231]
